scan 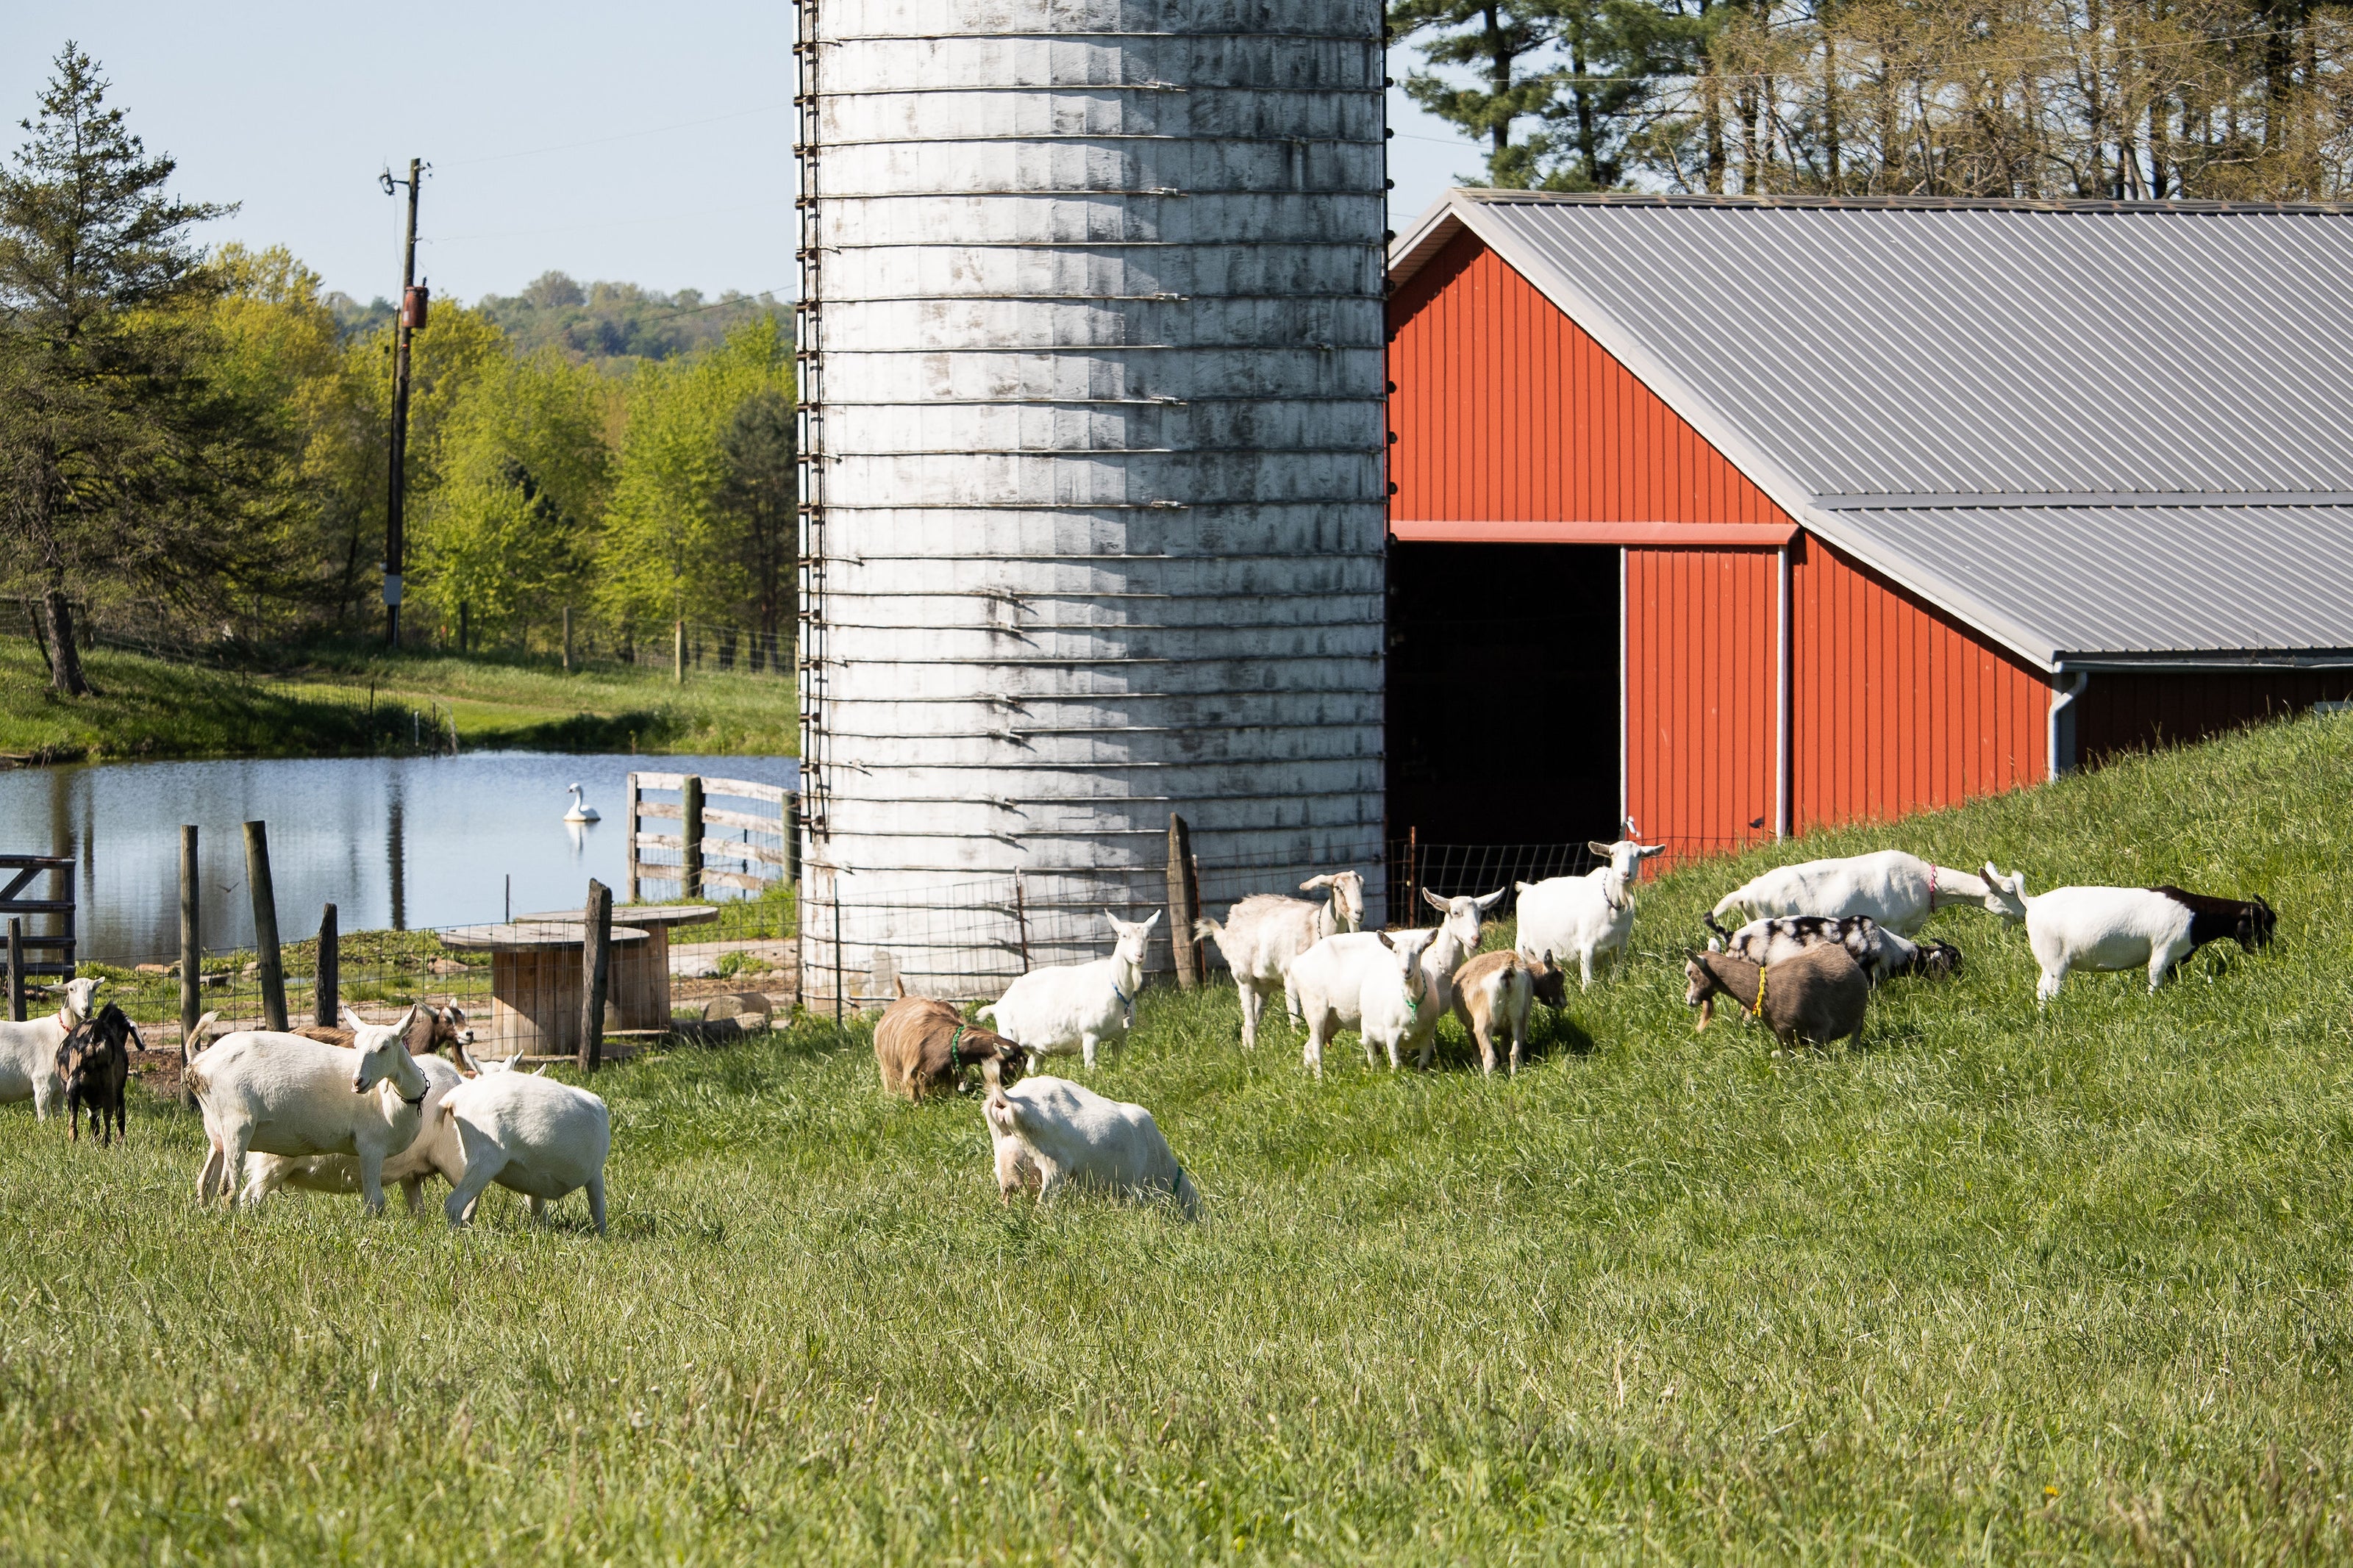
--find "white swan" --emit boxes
[564,782,600,823]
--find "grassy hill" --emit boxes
[2,712,2349,1561]
[0,638,797,762]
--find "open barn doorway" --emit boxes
[1385,543,1621,870]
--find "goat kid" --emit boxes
[1985,866,2278,1003]
[1710,849,2026,937]
[293,1002,476,1067]
[1286,927,1439,1076]
[1450,950,1549,1075]
[1515,840,1665,988]
[979,910,1159,1070]
[1710,914,1963,987]
[0,976,102,1120]
[1684,944,1869,1051]
[57,1001,143,1145]
[189,1006,432,1213]
[984,1075,1198,1217]
[1193,869,1365,1050]
[421,1070,612,1234]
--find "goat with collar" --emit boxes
[0,976,104,1122]
[979,910,1160,1072]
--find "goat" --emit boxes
[1451,950,1538,1075]
[0,976,101,1120]
[983,1075,1198,1217]
[188,1006,432,1213]
[1516,840,1665,988]
[1684,944,1868,1050]
[420,1070,612,1234]
[873,988,1026,1100]
[57,1002,143,1145]
[293,1002,476,1066]
[1984,867,2277,1004]
[1193,870,1365,1050]
[1710,850,2026,937]
[1285,927,1439,1077]
[240,1050,471,1209]
[1713,914,1963,987]
[978,911,1159,1070]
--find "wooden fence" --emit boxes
[0,854,75,1021]
[625,773,798,902]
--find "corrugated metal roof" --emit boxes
[1390,191,2353,667]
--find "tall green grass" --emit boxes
[2,714,2350,1563]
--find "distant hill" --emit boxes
[321,272,790,370]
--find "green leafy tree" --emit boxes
[1388,1,1568,186]
[594,318,791,648]
[0,43,254,694]
[716,387,796,670]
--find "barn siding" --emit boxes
[2079,670,2353,765]
[1626,548,1778,859]
[1387,232,1793,528]
[1790,537,2049,831]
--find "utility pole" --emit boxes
[380,159,428,648]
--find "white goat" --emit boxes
[979,910,1160,1070]
[1710,849,2027,937]
[188,1006,432,1213]
[1286,889,1498,1073]
[240,1050,471,1209]
[1193,870,1365,1050]
[1286,927,1438,1076]
[1515,840,1665,988]
[985,1075,1198,1216]
[421,1070,611,1233]
[0,976,101,1119]
[1986,867,2279,1005]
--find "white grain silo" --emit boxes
[793,0,1388,1001]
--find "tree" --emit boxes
[1389,1,1570,185]
[593,318,791,648]
[716,387,796,670]
[0,43,245,694]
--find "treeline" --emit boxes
[0,46,794,697]
[1390,0,2353,198]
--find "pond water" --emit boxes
[0,752,799,964]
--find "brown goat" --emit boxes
[1451,950,1538,1075]
[1684,943,1868,1051]
[57,1003,142,1145]
[873,992,1026,1100]
[294,1002,476,1068]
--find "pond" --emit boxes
[0,752,799,965]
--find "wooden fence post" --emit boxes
[625,773,641,904]
[314,903,339,1027]
[1166,813,1199,989]
[6,918,21,1024]
[580,878,613,1074]
[674,619,685,685]
[682,775,705,899]
[785,791,802,887]
[243,820,288,1033]
[561,605,574,672]
[180,826,199,1109]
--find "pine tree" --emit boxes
[0,44,238,694]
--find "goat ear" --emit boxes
[1376,931,1395,950]
[1474,888,1504,910]
[1300,874,1335,892]
[1421,887,1449,912]
[1140,909,1160,931]
[1587,841,1615,856]
[340,1006,365,1031]
[1638,844,1665,859]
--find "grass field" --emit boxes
[0,638,797,762]
[4,714,2350,1562]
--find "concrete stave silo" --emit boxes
[795,0,1388,998]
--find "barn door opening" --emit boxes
[1385,542,1621,859]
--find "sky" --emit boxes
[0,3,1489,307]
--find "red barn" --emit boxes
[1384,193,2353,861]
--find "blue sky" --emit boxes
[1,4,1485,306]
